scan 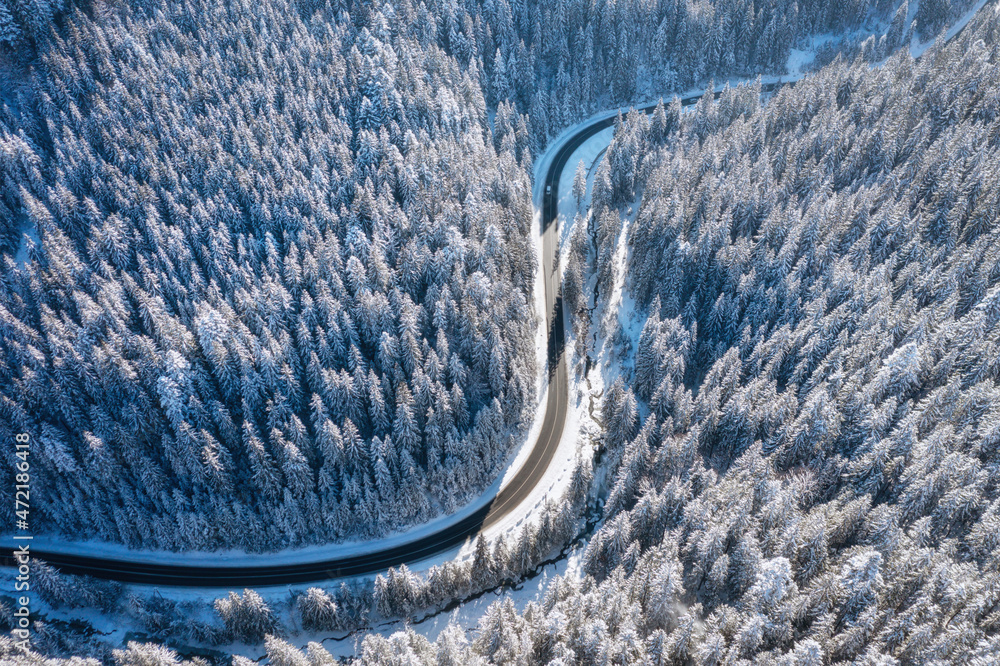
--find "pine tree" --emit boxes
[471,533,495,589]
[0,1,21,45]
[264,636,311,666]
[214,589,277,643]
[111,641,184,666]
[573,159,588,209]
[298,588,340,631]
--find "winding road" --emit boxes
[0,98,621,587]
[0,82,768,586]
[0,69,916,586]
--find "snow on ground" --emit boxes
[783,27,867,77]
[786,45,820,77]
[13,222,38,268]
[309,549,587,664]
[783,0,987,80]
[585,199,644,423]
[21,467,497,568]
[556,127,614,243]
[192,548,590,664]
[16,204,555,574]
[910,0,994,57]
[785,28,876,78]
[467,123,619,551]
[15,4,997,654]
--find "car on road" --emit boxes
[545,185,552,196]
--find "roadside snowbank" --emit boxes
[911,0,993,57]
[12,188,554,574]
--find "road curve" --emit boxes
[0,98,617,587]
[0,76,864,586]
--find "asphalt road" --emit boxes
[0,85,787,587]
[1,13,982,581]
[15,0,988,587]
[0,100,595,587]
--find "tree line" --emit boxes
[0,0,538,550]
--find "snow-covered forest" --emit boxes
[0,0,975,554]
[251,6,1000,662]
[0,0,544,550]
[293,7,1000,660]
[2,0,998,662]
[568,15,1000,661]
[2,0,965,551]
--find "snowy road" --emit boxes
[0,86,719,586]
[1,2,984,581]
[0,83,779,586]
[0,105,586,587]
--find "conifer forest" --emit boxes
[1,0,999,663]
